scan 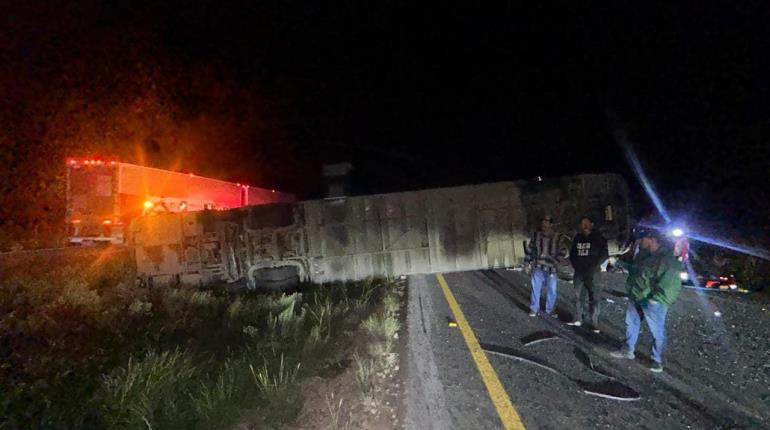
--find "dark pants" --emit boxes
[574,269,600,326]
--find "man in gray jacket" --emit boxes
[524,215,562,317]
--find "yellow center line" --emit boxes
[436,273,526,430]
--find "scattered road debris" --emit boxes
[480,342,641,401]
[520,331,559,347]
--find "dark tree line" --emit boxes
[0,2,302,249]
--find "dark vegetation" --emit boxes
[0,248,395,429]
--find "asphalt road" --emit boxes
[403,269,770,430]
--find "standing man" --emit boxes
[568,216,609,332]
[524,215,561,318]
[611,228,683,373]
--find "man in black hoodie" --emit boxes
[568,216,609,332]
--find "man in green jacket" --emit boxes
[611,228,683,372]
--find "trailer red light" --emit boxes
[144,200,154,209]
[71,219,81,224]
[110,161,117,165]
[103,219,112,225]
[189,173,194,177]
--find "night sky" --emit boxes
[4,2,770,234]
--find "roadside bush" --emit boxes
[190,358,249,429]
[100,349,198,429]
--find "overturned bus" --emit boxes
[130,174,631,289]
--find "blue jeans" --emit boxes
[625,300,669,363]
[530,268,557,314]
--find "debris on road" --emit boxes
[481,343,560,375]
[520,331,559,347]
[579,380,641,402]
[479,342,641,401]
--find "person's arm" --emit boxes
[523,232,536,273]
[595,235,609,268]
[649,256,683,304]
[569,235,578,267]
[554,234,568,264]
[524,231,536,263]
[633,265,653,300]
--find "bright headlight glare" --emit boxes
[671,228,685,237]
[679,271,689,281]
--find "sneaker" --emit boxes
[610,349,635,359]
[649,362,664,373]
[528,311,538,317]
[566,320,582,327]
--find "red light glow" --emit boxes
[102,219,112,225]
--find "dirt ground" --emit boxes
[288,286,407,430]
[289,351,402,430]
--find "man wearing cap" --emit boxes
[568,216,609,333]
[611,228,683,372]
[524,215,562,317]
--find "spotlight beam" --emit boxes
[638,222,770,261]
[610,110,770,262]
[618,137,671,224]
[687,232,770,261]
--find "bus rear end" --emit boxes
[66,158,124,244]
